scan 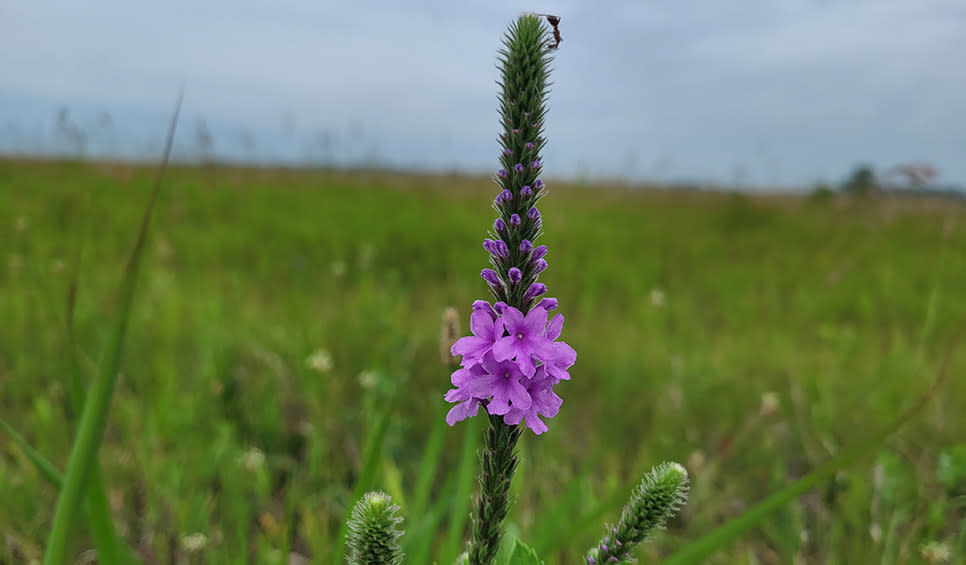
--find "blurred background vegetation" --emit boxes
[1,157,964,563]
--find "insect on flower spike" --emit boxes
[531,13,562,49]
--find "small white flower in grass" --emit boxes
[305,349,333,373]
[649,288,665,307]
[239,447,265,471]
[14,216,28,232]
[181,532,207,553]
[760,392,780,416]
[358,369,378,390]
[869,522,882,543]
[920,541,952,563]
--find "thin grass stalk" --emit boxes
[42,92,181,565]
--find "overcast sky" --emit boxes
[1,0,964,189]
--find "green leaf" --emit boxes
[506,539,543,565]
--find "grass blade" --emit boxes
[662,341,957,565]
[1,419,63,489]
[400,401,448,560]
[440,415,482,563]
[42,91,182,565]
[332,406,394,563]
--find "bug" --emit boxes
[534,13,562,49]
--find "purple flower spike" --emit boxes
[530,159,541,169]
[531,245,548,261]
[472,300,497,320]
[513,163,524,173]
[520,185,532,198]
[533,258,548,274]
[508,267,522,284]
[501,189,513,202]
[525,142,535,150]
[534,178,544,189]
[481,268,502,289]
[524,283,547,301]
[493,306,556,377]
[497,169,508,179]
[494,218,506,232]
[509,214,521,227]
[519,239,533,255]
[528,207,541,220]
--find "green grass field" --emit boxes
[2,158,964,563]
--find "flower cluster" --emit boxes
[445,298,575,434]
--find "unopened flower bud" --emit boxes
[481,269,501,289]
[524,283,547,300]
[537,297,557,311]
[531,245,547,261]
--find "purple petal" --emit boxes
[525,414,549,434]
[508,380,533,410]
[450,367,476,387]
[501,307,525,333]
[515,356,537,378]
[450,335,488,360]
[491,336,516,362]
[469,309,495,337]
[522,307,549,336]
[446,398,480,425]
[553,341,576,367]
[546,313,564,340]
[472,300,497,320]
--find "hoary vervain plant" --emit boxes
[343,14,689,565]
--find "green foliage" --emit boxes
[506,539,543,565]
[937,445,966,492]
[1,160,964,562]
[346,491,405,565]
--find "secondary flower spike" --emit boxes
[444,13,574,437]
